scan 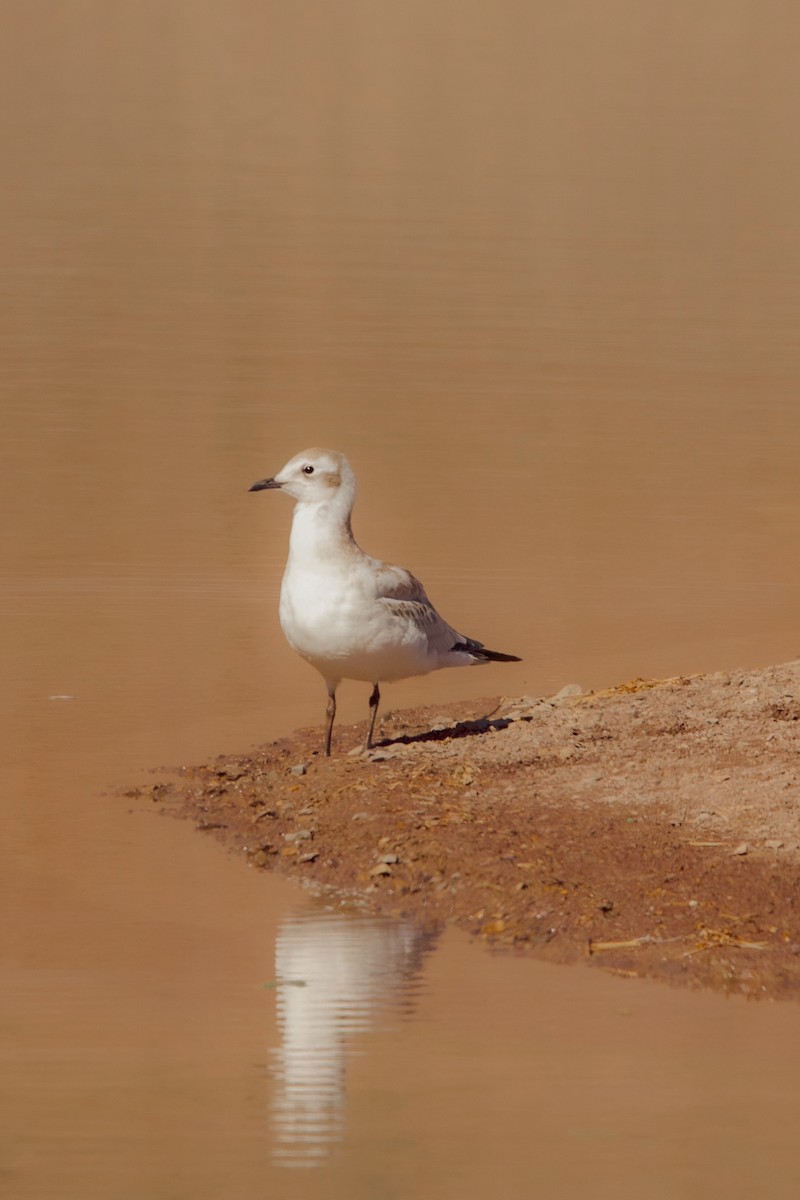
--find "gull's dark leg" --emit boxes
[365,682,380,750]
[324,683,337,757]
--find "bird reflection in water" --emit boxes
[269,909,437,1167]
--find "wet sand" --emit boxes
[140,660,800,1001]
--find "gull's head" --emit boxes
[249,448,355,506]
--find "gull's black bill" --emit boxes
[249,477,281,492]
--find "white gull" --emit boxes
[250,448,521,755]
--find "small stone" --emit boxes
[503,694,538,712]
[731,842,749,856]
[284,829,313,843]
[370,863,392,877]
[49,694,77,701]
[351,812,371,821]
[688,899,699,908]
[298,852,319,864]
[379,853,400,864]
[554,683,584,699]
[289,763,308,776]
[765,839,784,850]
[218,765,245,780]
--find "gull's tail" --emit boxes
[452,638,521,664]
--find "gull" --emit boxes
[250,448,521,755]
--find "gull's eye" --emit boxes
[302,464,315,475]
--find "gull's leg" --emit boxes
[365,682,380,750]
[324,681,337,757]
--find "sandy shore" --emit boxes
[138,660,800,1001]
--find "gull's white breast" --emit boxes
[279,558,435,683]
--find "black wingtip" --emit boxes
[452,641,521,663]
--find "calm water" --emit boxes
[3,2,800,1196]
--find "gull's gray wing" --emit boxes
[371,562,475,657]
[369,559,520,664]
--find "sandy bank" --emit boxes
[138,660,800,1000]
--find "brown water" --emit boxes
[3,2,800,1195]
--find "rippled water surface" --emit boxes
[3,2,800,1196]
